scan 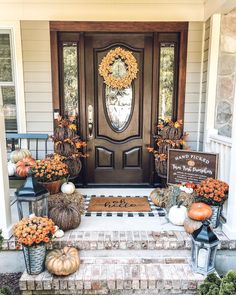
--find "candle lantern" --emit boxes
[191,220,220,275]
[15,172,49,220]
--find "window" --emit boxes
[157,34,179,122]
[0,30,17,132]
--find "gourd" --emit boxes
[168,202,187,226]
[184,217,202,234]
[49,202,81,231]
[61,181,76,195]
[16,157,36,177]
[45,246,80,276]
[53,229,65,238]
[10,149,32,163]
[188,202,212,221]
[7,161,16,176]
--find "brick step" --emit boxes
[20,258,204,295]
[49,229,232,251]
[4,230,233,251]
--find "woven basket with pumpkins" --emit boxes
[148,119,188,179]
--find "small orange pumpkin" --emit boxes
[16,157,36,177]
[188,202,212,221]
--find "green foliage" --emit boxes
[0,286,13,295]
[199,271,236,295]
[220,270,236,295]
[198,273,221,295]
[0,229,3,250]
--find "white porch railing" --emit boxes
[206,133,232,183]
[205,132,232,217]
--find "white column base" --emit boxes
[222,223,236,240]
[1,225,13,240]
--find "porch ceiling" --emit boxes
[0,0,234,22]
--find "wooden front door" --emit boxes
[85,33,153,184]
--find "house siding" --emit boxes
[21,21,53,134]
[184,21,205,151]
[21,21,205,150]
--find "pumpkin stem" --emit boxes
[66,175,70,183]
[177,201,183,208]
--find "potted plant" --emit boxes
[148,119,188,183]
[51,116,87,178]
[31,158,68,194]
[14,216,56,275]
[194,177,228,228]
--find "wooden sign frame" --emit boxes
[167,149,219,185]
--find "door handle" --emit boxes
[88,105,93,138]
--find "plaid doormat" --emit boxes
[83,195,166,217]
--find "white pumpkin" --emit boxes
[168,202,187,226]
[53,229,65,238]
[10,148,32,163]
[61,181,75,195]
[7,161,16,176]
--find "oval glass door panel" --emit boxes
[105,86,133,132]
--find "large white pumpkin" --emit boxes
[7,161,16,176]
[10,149,32,163]
[168,202,187,226]
[61,181,75,195]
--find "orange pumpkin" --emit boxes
[16,157,36,177]
[188,202,212,221]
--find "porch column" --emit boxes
[0,87,12,239]
[223,84,236,239]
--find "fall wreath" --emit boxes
[99,47,138,89]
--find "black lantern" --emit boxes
[15,172,49,219]
[191,220,220,275]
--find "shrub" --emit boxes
[220,270,236,295]
[0,286,13,295]
[198,271,236,295]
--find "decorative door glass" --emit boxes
[105,86,133,132]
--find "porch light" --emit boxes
[191,220,220,275]
[15,172,49,220]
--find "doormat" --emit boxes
[87,197,151,212]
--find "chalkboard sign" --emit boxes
[167,149,218,185]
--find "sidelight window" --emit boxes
[0,31,17,132]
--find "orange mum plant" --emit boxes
[195,178,229,206]
[14,216,56,247]
[31,159,68,183]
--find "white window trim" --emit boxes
[0,21,26,133]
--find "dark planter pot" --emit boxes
[210,205,222,228]
[39,180,62,195]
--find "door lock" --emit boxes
[88,105,93,138]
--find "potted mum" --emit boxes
[14,216,55,275]
[194,177,228,228]
[31,158,68,194]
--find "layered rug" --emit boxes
[83,195,166,217]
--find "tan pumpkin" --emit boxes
[49,202,81,231]
[10,149,32,163]
[16,157,36,177]
[188,202,212,221]
[46,246,80,276]
[184,217,202,234]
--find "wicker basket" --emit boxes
[155,158,167,178]
[23,244,46,275]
